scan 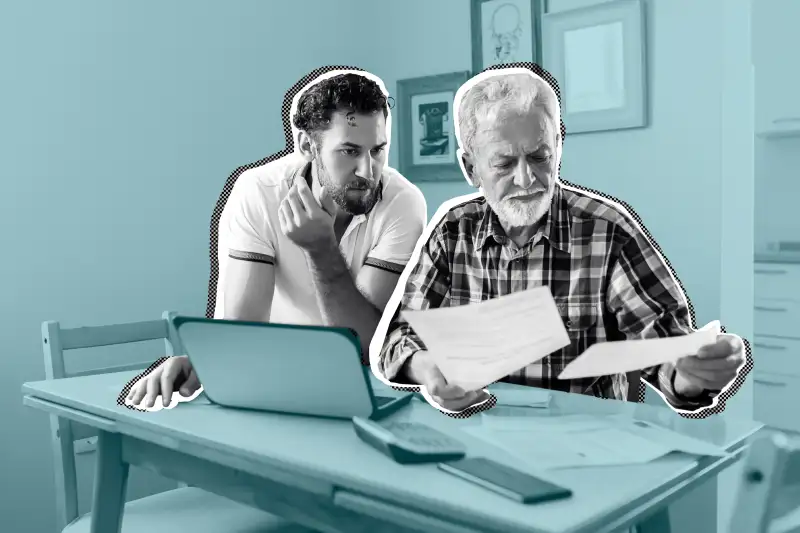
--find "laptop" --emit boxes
[170,315,413,420]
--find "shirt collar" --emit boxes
[476,182,572,253]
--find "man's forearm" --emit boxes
[305,239,381,360]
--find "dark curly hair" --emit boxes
[292,73,393,141]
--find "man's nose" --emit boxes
[513,160,535,189]
[356,155,373,180]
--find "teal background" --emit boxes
[0,0,779,531]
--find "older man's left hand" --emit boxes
[674,334,745,397]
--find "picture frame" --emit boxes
[396,71,471,182]
[541,0,647,134]
[471,0,543,73]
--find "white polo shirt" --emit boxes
[214,152,427,325]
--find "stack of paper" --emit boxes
[402,287,570,392]
[462,416,728,470]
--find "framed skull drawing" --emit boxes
[471,0,543,72]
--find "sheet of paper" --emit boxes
[558,321,720,380]
[402,287,570,392]
[463,425,669,469]
[463,415,727,470]
[489,387,551,408]
[622,419,728,457]
[480,413,623,432]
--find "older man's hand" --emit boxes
[674,333,745,397]
[408,351,490,412]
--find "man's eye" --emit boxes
[341,148,358,156]
[495,161,513,169]
[371,147,385,155]
[530,155,551,163]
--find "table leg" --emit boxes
[90,431,129,533]
[636,508,671,533]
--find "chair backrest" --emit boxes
[729,431,800,533]
[41,310,185,529]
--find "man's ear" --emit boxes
[297,131,315,162]
[459,149,480,188]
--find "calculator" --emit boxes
[352,417,467,464]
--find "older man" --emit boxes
[377,68,745,413]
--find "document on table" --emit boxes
[558,321,721,380]
[489,385,551,408]
[401,286,570,392]
[463,415,728,470]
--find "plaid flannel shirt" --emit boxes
[378,182,716,411]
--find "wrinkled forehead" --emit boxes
[475,105,557,150]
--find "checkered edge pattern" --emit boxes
[118,63,753,419]
[116,357,168,411]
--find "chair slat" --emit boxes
[731,432,800,533]
[782,446,800,487]
[40,312,178,530]
[59,319,168,350]
[68,360,154,379]
[772,505,800,533]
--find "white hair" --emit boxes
[456,72,560,155]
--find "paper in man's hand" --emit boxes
[558,321,721,380]
[401,286,570,392]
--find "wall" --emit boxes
[0,1,372,531]
[362,0,479,216]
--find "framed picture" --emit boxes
[542,0,647,134]
[396,71,471,182]
[471,0,543,72]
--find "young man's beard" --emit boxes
[316,157,380,216]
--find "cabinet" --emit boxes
[752,261,800,433]
[753,0,800,138]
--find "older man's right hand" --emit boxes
[408,351,490,412]
[125,355,200,409]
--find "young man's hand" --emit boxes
[125,355,200,408]
[278,178,337,252]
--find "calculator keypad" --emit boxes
[383,422,462,449]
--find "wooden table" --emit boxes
[22,371,763,533]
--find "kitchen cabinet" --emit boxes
[753,0,800,138]
[752,260,800,433]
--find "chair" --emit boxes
[42,310,316,533]
[729,430,800,533]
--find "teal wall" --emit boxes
[1,1,755,532]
